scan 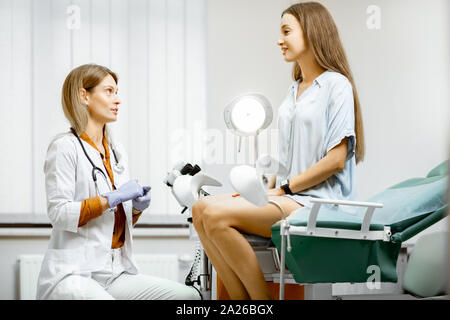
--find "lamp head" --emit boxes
[224,93,273,137]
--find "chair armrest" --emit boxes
[307,198,384,235]
[309,198,383,208]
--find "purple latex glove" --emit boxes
[132,186,151,212]
[102,180,144,208]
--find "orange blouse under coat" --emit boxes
[78,132,142,249]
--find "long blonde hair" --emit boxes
[61,63,118,144]
[283,2,365,164]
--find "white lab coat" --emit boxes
[36,132,139,300]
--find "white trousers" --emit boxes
[48,248,200,300]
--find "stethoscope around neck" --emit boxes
[70,127,125,209]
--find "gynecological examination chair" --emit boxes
[164,92,447,300]
[165,159,448,300]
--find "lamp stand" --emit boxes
[236,134,260,168]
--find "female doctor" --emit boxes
[37,64,200,300]
[192,2,365,300]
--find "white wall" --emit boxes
[204,0,293,193]
[204,0,449,241]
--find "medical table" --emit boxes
[270,160,448,294]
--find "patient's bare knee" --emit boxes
[203,206,228,239]
[192,198,208,230]
[192,195,229,235]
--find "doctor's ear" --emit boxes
[79,88,90,106]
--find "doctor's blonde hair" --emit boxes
[61,64,118,144]
[283,2,365,164]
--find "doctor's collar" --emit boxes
[79,131,110,160]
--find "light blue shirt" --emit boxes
[276,70,357,208]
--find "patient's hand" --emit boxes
[267,188,284,197]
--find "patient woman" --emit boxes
[192,2,365,300]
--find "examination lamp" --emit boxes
[223,93,273,163]
[229,154,290,300]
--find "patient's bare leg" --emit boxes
[192,195,250,299]
[194,194,302,300]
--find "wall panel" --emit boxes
[0,0,33,213]
[147,0,168,215]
